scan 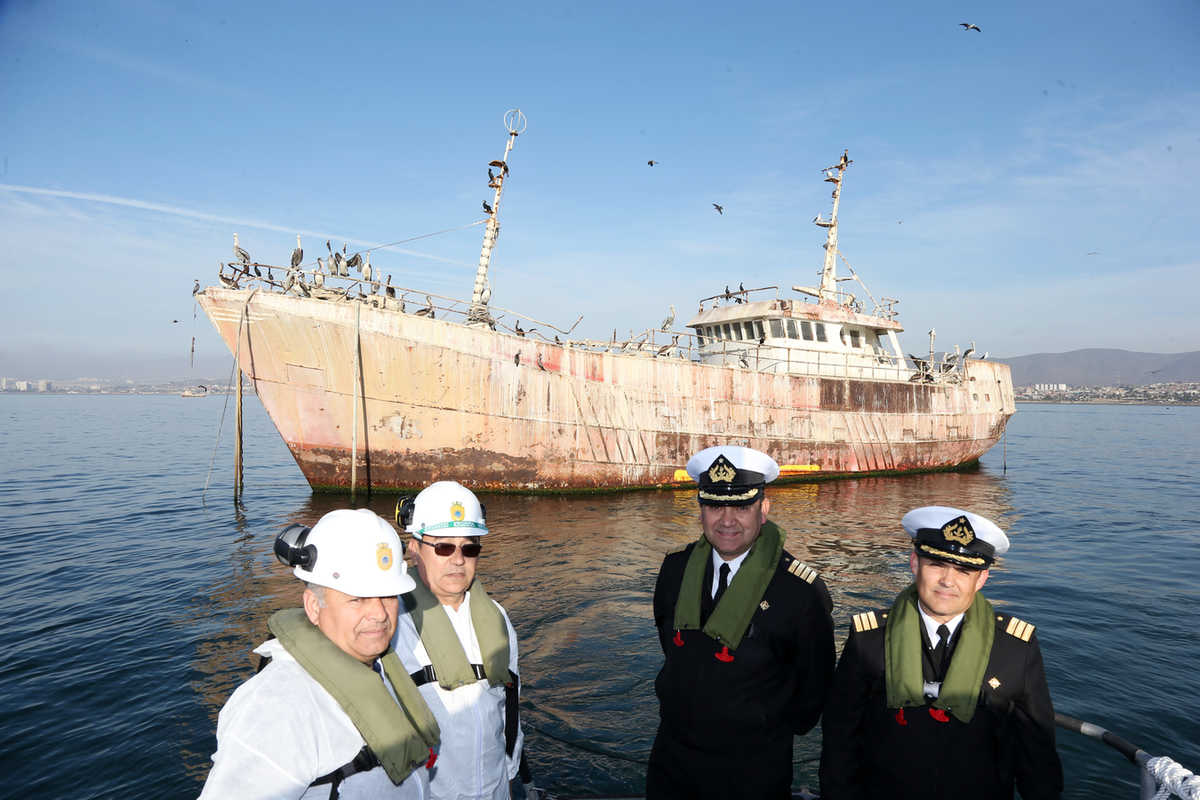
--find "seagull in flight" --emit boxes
[647,160,658,166]
[712,203,724,215]
[960,22,981,32]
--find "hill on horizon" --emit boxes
[995,348,1200,387]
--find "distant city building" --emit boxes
[0,377,7,391]
[1030,383,1068,392]
[37,380,52,392]
[14,380,30,392]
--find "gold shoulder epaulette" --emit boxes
[786,558,818,584]
[852,610,881,633]
[1002,615,1036,642]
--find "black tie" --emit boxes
[933,624,951,678]
[713,563,730,607]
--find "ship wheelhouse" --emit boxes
[686,292,908,381]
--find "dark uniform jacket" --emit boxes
[819,604,1063,800]
[648,539,835,798]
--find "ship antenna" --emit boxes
[468,109,526,326]
[815,150,852,301]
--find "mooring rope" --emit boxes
[1147,756,1200,800]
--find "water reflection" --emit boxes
[186,466,1015,795]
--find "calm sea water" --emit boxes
[0,395,1197,799]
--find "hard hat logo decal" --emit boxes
[942,516,975,546]
[376,543,394,571]
[450,501,466,522]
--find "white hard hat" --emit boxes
[400,480,488,540]
[278,508,415,596]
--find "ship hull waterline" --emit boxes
[198,288,1015,493]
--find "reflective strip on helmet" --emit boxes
[418,520,487,534]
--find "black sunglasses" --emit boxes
[422,540,482,558]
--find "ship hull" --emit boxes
[198,288,1014,492]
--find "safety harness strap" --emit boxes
[310,745,380,799]
[409,663,487,687]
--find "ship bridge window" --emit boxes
[722,323,734,340]
[815,322,827,342]
[769,319,784,338]
[697,331,705,346]
[733,323,745,340]
[786,320,799,339]
[800,321,813,341]
[753,320,764,340]
[849,329,862,348]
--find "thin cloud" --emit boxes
[0,184,481,268]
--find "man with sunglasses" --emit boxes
[647,446,835,800]
[393,481,527,800]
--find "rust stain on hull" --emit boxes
[198,289,1015,493]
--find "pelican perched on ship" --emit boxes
[290,235,303,268]
[661,304,675,331]
[384,275,395,300]
[346,251,362,273]
[414,295,435,318]
[233,233,251,266]
[656,335,679,357]
[514,320,525,337]
[362,252,372,283]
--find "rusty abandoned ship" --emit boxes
[196,111,1014,492]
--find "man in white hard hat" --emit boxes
[819,506,1063,800]
[198,509,440,799]
[646,446,835,800]
[392,481,526,800]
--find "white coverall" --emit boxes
[392,593,524,800]
[199,639,431,800]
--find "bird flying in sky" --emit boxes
[647,160,658,166]
[960,22,981,32]
[712,203,723,214]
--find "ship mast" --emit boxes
[813,150,852,301]
[468,109,527,326]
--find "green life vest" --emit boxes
[407,578,510,689]
[268,608,441,785]
[672,520,785,651]
[883,583,995,724]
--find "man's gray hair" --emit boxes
[304,582,326,607]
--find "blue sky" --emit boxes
[2,0,1198,379]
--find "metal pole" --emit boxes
[350,303,361,501]
[468,110,527,325]
[234,345,243,501]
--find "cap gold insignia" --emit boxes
[376,542,394,571]
[708,459,737,483]
[942,516,975,546]
[450,501,466,522]
[988,676,1001,690]
[759,600,770,611]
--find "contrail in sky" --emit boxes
[0,183,479,268]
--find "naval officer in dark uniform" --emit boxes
[646,446,835,800]
[819,506,1063,800]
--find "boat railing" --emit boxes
[1055,712,1200,800]
[697,285,780,310]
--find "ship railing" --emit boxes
[215,262,585,338]
[1055,712,1200,800]
[697,285,781,311]
[696,339,944,382]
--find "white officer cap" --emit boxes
[686,445,780,506]
[902,506,1010,570]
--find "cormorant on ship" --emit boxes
[414,295,434,318]
[291,235,303,268]
[739,282,745,293]
[661,304,675,331]
[739,355,750,368]
[513,351,521,366]
[537,352,546,371]
[960,22,981,31]
[233,233,251,266]
[192,279,200,295]
[385,275,395,299]
[253,264,262,278]
[488,168,496,182]
[647,160,658,166]
[724,285,732,301]
[554,335,561,345]
[482,200,494,214]
[267,268,274,282]
[712,203,723,214]
[514,320,525,337]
